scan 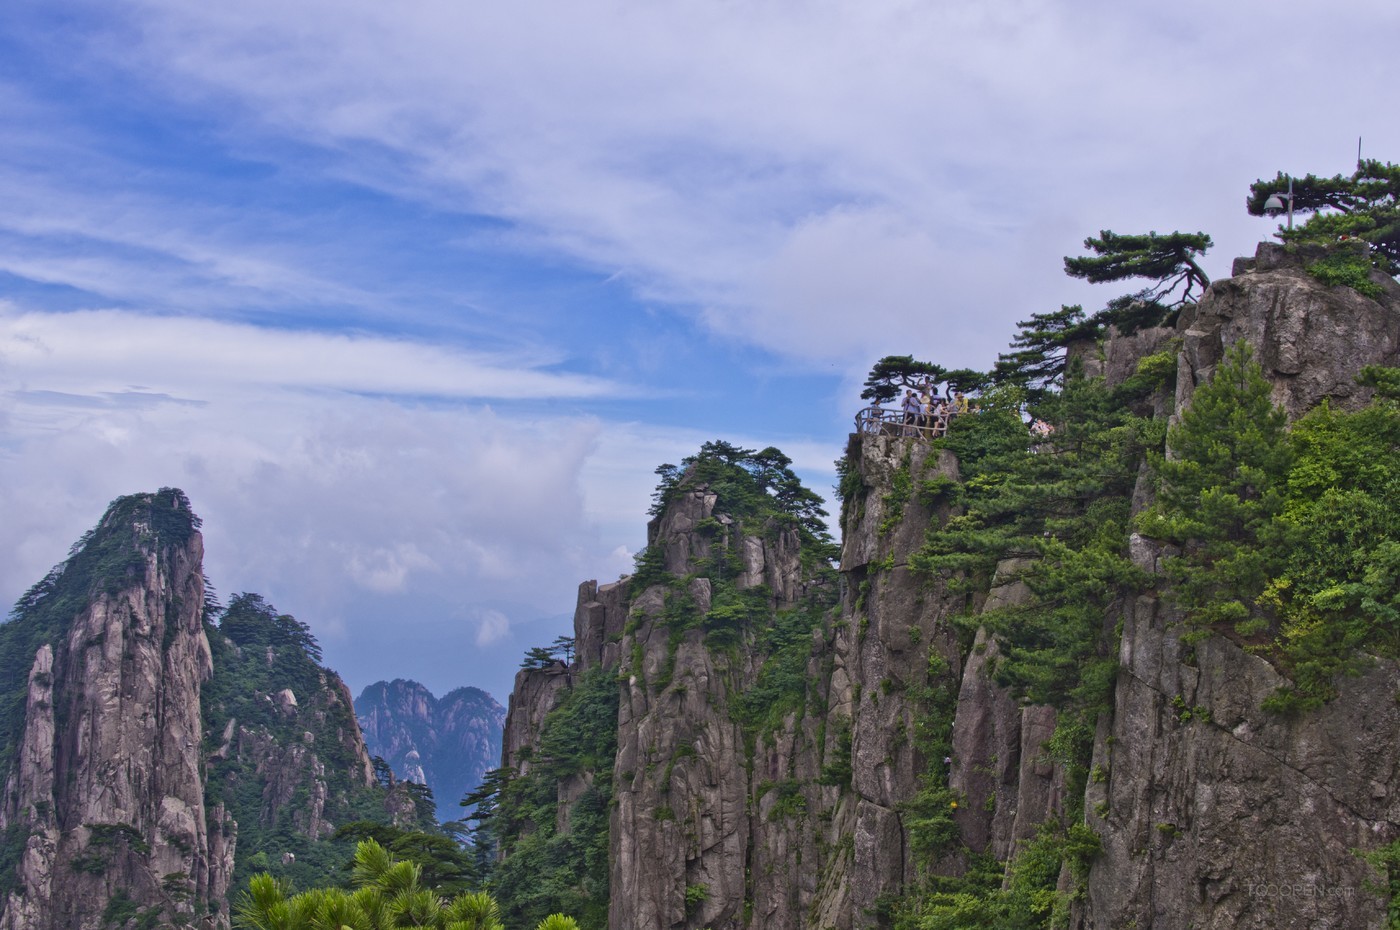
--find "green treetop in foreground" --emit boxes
[233,838,581,930]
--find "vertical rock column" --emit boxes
[0,497,229,930]
[835,435,965,928]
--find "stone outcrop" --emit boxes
[501,665,571,780]
[1179,241,1400,419]
[1075,242,1400,930]
[0,492,389,930]
[834,435,965,923]
[0,491,229,930]
[1083,586,1400,929]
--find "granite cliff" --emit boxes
[495,242,1400,930]
[0,491,384,929]
[0,491,228,930]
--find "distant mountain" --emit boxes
[355,679,505,821]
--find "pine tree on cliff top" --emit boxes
[860,355,947,405]
[1064,229,1213,307]
[1248,159,1400,274]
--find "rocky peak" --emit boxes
[1180,241,1400,420]
[355,679,505,819]
[1,491,395,929]
[0,489,227,930]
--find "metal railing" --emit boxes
[854,405,954,439]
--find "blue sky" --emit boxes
[2,0,1398,705]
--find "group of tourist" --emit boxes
[893,384,969,437]
[860,387,1060,448]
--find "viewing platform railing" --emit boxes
[854,405,952,439]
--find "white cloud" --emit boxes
[0,307,621,401]
[342,542,439,594]
[0,304,636,697]
[87,0,1400,376]
[472,608,511,648]
[6,0,1400,700]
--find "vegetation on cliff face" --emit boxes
[865,196,1400,926]
[1139,342,1292,638]
[888,325,1400,927]
[474,440,839,929]
[204,592,393,893]
[649,440,837,557]
[473,665,617,930]
[1143,342,1400,711]
[886,353,1159,927]
[640,440,839,740]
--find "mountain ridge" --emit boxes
[490,240,1400,930]
[355,678,505,823]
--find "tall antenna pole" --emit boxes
[1358,136,1363,170]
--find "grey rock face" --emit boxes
[610,495,840,930]
[1,493,387,930]
[1179,242,1400,420]
[502,665,570,779]
[1084,585,1399,929]
[0,496,228,930]
[1077,247,1400,929]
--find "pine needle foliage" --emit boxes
[232,839,507,930]
[1261,396,1400,710]
[1138,342,1292,638]
[1248,159,1400,274]
[1140,345,1400,710]
[912,372,1157,712]
[989,306,1098,401]
[861,355,948,404]
[648,440,836,556]
[1064,230,1213,306]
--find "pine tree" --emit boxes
[232,839,508,930]
[860,355,947,404]
[1248,159,1400,274]
[1140,341,1291,636]
[1064,230,1213,306]
[989,305,1098,400]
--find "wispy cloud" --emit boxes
[0,313,616,699]
[75,0,1400,372]
[0,306,622,401]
